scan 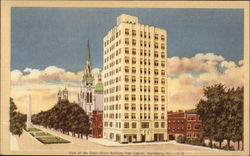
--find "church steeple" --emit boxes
[84,40,92,77]
[86,40,91,62]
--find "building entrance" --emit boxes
[154,134,164,141]
[169,135,175,140]
[141,134,146,142]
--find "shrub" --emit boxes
[176,135,186,143]
[185,138,192,144]
[222,145,234,151]
[212,143,218,149]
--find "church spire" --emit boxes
[86,40,91,62]
[83,40,92,77]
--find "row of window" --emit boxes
[168,127,185,131]
[124,29,165,41]
[104,29,165,48]
[103,103,166,111]
[187,132,199,138]
[125,76,166,84]
[168,120,185,124]
[124,85,165,93]
[124,94,166,102]
[124,67,166,76]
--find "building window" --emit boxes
[141,122,149,128]
[125,104,129,110]
[132,30,136,36]
[161,113,165,119]
[125,28,129,35]
[194,124,201,130]
[125,75,129,82]
[125,57,129,63]
[154,113,158,119]
[125,85,129,91]
[125,38,129,44]
[132,113,136,119]
[132,76,136,82]
[132,57,136,64]
[154,34,158,40]
[132,39,136,46]
[161,122,165,128]
[187,124,191,130]
[124,122,129,128]
[161,96,165,102]
[132,48,136,55]
[154,122,159,128]
[132,85,136,92]
[161,35,165,41]
[161,61,165,67]
[154,86,158,93]
[125,47,129,54]
[125,66,129,73]
[161,87,165,93]
[125,113,129,119]
[154,95,158,101]
[161,43,165,50]
[154,60,159,66]
[132,122,137,128]
[154,51,158,58]
[125,94,129,101]
[161,52,165,58]
[161,105,165,110]
[161,78,165,84]
[132,95,136,101]
[132,67,136,73]
[161,70,165,76]
[154,69,158,75]
[132,104,136,110]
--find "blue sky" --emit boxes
[11,8,243,72]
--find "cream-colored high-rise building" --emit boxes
[103,14,168,143]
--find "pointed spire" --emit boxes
[86,40,91,62]
[83,40,92,77]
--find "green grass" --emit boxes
[37,136,70,144]
[27,127,41,132]
[34,132,52,137]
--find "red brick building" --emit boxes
[167,111,186,140]
[185,111,203,140]
[167,110,203,140]
[92,110,103,138]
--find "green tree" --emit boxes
[9,97,26,136]
[196,84,244,150]
[31,99,90,139]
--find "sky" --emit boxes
[11,8,244,114]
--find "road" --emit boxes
[14,126,219,153]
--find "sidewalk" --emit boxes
[88,137,173,147]
[10,134,20,150]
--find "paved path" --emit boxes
[10,134,19,150]
[15,126,220,152]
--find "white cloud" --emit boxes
[11,54,244,113]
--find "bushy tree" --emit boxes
[9,97,26,136]
[32,100,90,139]
[196,84,243,150]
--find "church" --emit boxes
[77,41,104,116]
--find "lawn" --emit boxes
[26,127,41,132]
[36,136,70,144]
[34,132,52,137]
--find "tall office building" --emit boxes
[103,14,168,143]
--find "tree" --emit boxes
[32,100,90,139]
[9,97,26,136]
[196,84,244,150]
[230,87,243,150]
